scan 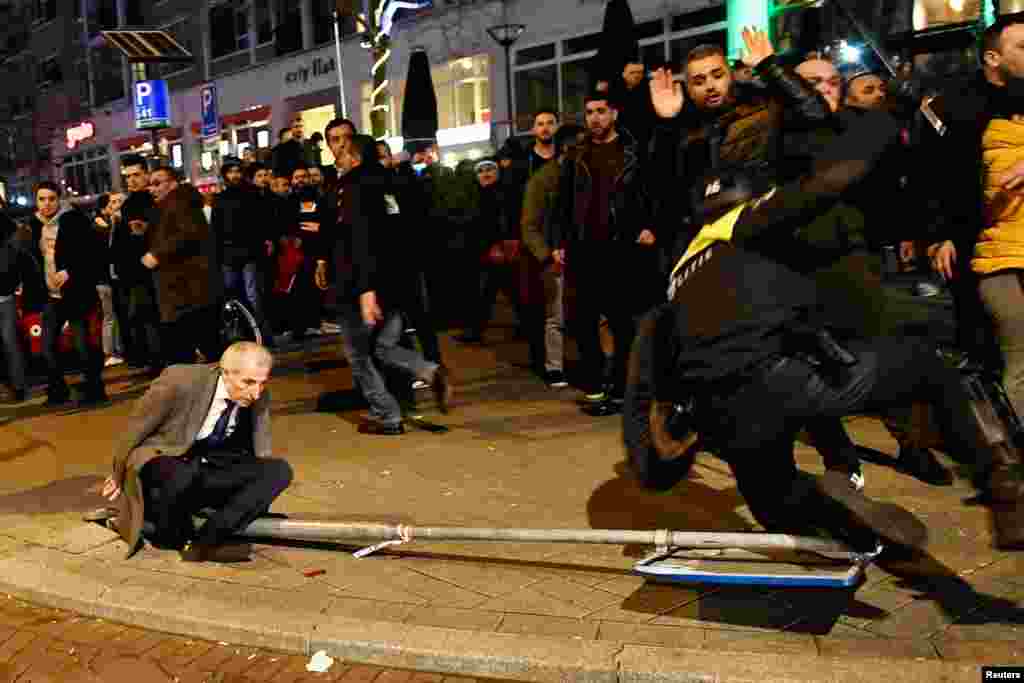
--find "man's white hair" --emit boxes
[220,342,274,373]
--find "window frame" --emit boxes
[31,0,57,28]
[511,14,726,133]
[36,52,62,89]
[152,17,196,78]
[208,0,252,61]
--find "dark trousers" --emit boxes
[140,451,293,549]
[706,337,990,535]
[470,262,523,334]
[572,244,654,396]
[223,262,273,342]
[276,260,321,337]
[162,306,222,366]
[404,272,442,364]
[112,280,137,361]
[0,296,26,392]
[41,298,104,399]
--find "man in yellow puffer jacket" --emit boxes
[976,116,1024,416]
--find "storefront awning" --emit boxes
[114,127,184,151]
[190,105,272,136]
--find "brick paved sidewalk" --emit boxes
[0,595,495,683]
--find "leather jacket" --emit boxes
[557,125,652,244]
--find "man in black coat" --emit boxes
[28,181,107,406]
[314,131,452,435]
[0,208,37,402]
[212,157,272,344]
[558,89,659,416]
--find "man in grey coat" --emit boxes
[101,342,292,561]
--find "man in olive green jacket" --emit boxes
[521,124,584,389]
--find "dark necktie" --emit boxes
[206,399,236,448]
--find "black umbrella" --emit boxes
[593,0,640,87]
[401,47,439,156]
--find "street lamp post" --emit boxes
[486,22,525,142]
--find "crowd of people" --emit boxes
[6,16,1024,560]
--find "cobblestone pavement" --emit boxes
[0,595,499,683]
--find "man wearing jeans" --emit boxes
[315,130,452,434]
[0,209,34,403]
[521,124,583,388]
[210,158,272,345]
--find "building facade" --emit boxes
[0,0,1021,206]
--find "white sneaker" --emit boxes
[412,379,429,391]
[849,471,866,493]
[104,356,125,367]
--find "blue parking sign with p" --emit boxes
[200,83,220,138]
[134,80,170,130]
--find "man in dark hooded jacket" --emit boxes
[314,131,452,434]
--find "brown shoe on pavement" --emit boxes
[431,364,453,414]
[180,541,252,563]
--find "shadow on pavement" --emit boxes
[586,462,751,559]
[0,475,107,515]
[0,384,150,424]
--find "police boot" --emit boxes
[985,443,1024,550]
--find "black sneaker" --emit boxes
[582,400,621,417]
[358,420,405,436]
[896,446,954,486]
[544,370,568,388]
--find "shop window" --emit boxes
[437,55,491,129]
[670,29,726,71]
[670,4,726,33]
[37,55,62,87]
[152,19,195,77]
[912,0,980,31]
[560,58,593,127]
[32,0,56,25]
[516,43,555,66]
[635,18,665,41]
[563,33,601,57]
[210,1,250,59]
[515,64,556,132]
[275,0,302,56]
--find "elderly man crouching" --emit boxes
[102,342,292,561]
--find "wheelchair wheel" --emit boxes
[221,298,263,347]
